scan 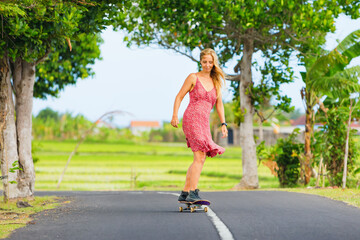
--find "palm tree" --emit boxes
[300,29,360,184]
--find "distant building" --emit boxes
[215,124,304,147]
[350,122,360,135]
[290,115,360,134]
[130,121,161,136]
[290,115,306,127]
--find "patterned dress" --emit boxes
[182,75,225,157]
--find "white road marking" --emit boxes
[157,192,235,240]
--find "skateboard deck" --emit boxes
[178,200,210,213]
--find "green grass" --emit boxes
[27,140,276,191]
[274,188,360,208]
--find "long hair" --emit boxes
[200,48,226,98]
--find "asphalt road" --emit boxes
[7,191,360,240]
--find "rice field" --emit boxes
[29,140,278,191]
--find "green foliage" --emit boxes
[32,108,129,142]
[256,140,268,165]
[36,107,60,121]
[299,29,360,186]
[35,33,103,99]
[32,141,40,164]
[7,161,23,184]
[231,52,295,126]
[315,108,359,187]
[0,0,129,99]
[9,161,22,174]
[301,29,360,116]
[1,1,84,61]
[305,29,360,99]
[0,1,28,17]
[273,129,304,187]
[123,0,359,126]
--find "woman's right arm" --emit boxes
[171,74,196,128]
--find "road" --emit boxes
[7,191,360,240]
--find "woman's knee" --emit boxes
[193,151,206,164]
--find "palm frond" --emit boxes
[308,66,360,98]
[342,42,360,63]
[300,71,306,83]
[337,29,360,54]
[309,30,360,78]
[308,50,348,80]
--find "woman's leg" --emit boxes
[183,150,206,191]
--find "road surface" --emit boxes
[7,191,360,240]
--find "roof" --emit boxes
[291,115,306,126]
[130,121,160,127]
[350,122,360,128]
[291,115,323,126]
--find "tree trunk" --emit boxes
[0,55,21,201]
[304,103,313,184]
[259,118,263,143]
[342,100,353,189]
[234,33,259,189]
[13,59,36,199]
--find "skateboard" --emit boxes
[178,200,210,213]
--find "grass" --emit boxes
[0,196,66,239]
[275,188,360,208]
[28,140,278,191]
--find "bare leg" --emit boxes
[183,151,206,191]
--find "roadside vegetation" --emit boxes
[3,138,360,207]
[0,196,66,239]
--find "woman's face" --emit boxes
[200,54,214,73]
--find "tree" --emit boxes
[0,0,127,201]
[300,29,360,184]
[122,0,360,189]
[36,107,60,122]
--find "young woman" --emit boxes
[171,48,228,202]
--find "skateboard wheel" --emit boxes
[190,207,195,213]
[179,207,183,212]
[204,207,208,212]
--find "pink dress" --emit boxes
[182,75,225,157]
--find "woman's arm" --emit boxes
[171,74,196,128]
[216,94,228,138]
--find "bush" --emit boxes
[272,129,303,187]
[259,129,303,187]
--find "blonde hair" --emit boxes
[200,48,226,98]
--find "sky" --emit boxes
[32,14,360,127]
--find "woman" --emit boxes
[171,48,228,202]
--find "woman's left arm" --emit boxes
[216,96,228,138]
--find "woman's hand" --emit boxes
[171,115,179,128]
[221,125,228,138]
